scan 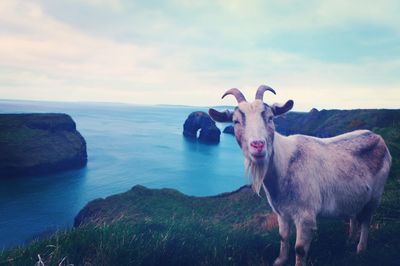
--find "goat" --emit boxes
[209,85,391,266]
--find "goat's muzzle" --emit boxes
[250,140,267,162]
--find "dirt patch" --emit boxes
[234,212,278,231]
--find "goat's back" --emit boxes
[285,130,391,217]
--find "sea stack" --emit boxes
[0,113,87,177]
[183,111,221,144]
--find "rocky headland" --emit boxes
[0,113,87,177]
[222,108,400,138]
[274,108,400,137]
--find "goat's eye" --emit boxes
[268,117,273,122]
[233,120,240,125]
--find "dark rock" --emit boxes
[0,113,87,177]
[223,125,234,135]
[183,111,221,144]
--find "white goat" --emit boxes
[209,85,391,266]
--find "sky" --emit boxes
[0,0,399,111]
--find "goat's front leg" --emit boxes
[294,215,317,266]
[273,214,290,266]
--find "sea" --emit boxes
[0,100,247,249]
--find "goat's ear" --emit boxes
[208,108,233,122]
[271,100,294,116]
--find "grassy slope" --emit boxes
[1,112,400,266]
[274,109,400,138]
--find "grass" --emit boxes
[0,222,279,266]
[1,111,400,265]
[1,178,399,266]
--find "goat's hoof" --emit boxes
[273,257,286,266]
[356,243,366,254]
[295,255,306,266]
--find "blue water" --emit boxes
[0,100,246,249]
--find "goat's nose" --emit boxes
[250,140,265,152]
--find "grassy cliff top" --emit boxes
[1,178,399,265]
[275,108,400,137]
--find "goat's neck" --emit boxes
[260,132,295,208]
[271,132,296,180]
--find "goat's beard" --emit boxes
[245,157,269,196]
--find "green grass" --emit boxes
[0,221,280,266]
[1,178,399,266]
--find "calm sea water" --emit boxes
[0,100,246,249]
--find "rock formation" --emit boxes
[183,111,221,144]
[223,125,234,135]
[0,113,87,177]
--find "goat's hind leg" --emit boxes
[356,200,378,253]
[273,215,291,266]
[348,217,359,242]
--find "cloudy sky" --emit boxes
[0,0,399,110]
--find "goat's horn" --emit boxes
[255,85,276,101]
[222,88,247,103]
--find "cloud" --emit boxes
[0,0,398,109]
[83,0,123,11]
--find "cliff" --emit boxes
[223,109,400,138]
[0,113,87,177]
[274,108,400,137]
[1,109,399,266]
